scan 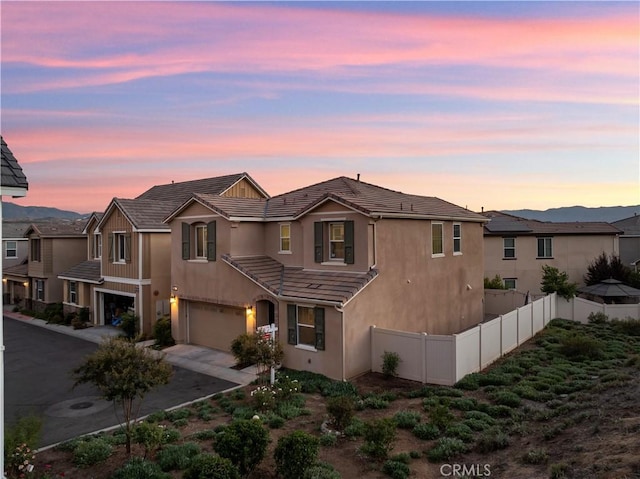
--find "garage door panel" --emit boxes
[188,302,246,351]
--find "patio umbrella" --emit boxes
[578,278,640,299]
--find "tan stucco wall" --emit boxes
[230,222,265,256]
[484,234,619,296]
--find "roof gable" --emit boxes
[483,211,621,236]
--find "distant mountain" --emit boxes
[502,205,640,223]
[1,202,86,220]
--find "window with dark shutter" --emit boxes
[314,222,323,263]
[124,234,131,263]
[182,223,190,260]
[314,307,325,350]
[206,221,216,261]
[108,233,114,262]
[344,220,354,264]
[287,304,297,344]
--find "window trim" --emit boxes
[69,281,77,304]
[5,240,17,259]
[287,304,325,350]
[431,222,444,257]
[94,234,102,259]
[279,223,291,254]
[503,278,517,290]
[314,220,354,264]
[35,279,44,301]
[31,238,41,262]
[537,236,553,259]
[453,223,462,255]
[503,237,516,259]
[195,224,207,259]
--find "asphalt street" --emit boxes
[4,317,238,447]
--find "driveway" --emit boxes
[4,317,239,447]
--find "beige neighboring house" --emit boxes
[482,211,621,300]
[2,222,30,305]
[167,176,487,381]
[60,173,268,334]
[23,221,87,312]
[611,214,640,271]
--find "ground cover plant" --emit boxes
[25,317,640,478]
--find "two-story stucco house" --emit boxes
[611,214,640,271]
[23,221,87,312]
[59,173,268,334]
[482,211,621,298]
[167,176,487,381]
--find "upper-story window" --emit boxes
[182,221,216,261]
[453,223,462,255]
[69,281,77,304]
[314,221,354,264]
[195,224,208,259]
[537,237,553,259]
[279,224,291,253]
[93,234,102,259]
[503,238,516,259]
[31,238,41,262]
[329,223,344,260]
[109,232,131,263]
[431,223,444,257]
[5,241,17,259]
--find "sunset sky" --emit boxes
[1,1,638,214]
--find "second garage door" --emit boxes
[188,301,247,351]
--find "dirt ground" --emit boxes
[30,368,640,479]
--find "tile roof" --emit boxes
[612,215,640,235]
[222,254,378,305]
[136,173,264,203]
[2,262,28,278]
[265,177,486,221]
[58,260,103,283]
[192,194,268,219]
[0,137,28,190]
[482,211,621,236]
[2,221,31,238]
[114,198,176,230]
[27,221,87,237]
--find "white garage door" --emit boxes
[188,302,246,351]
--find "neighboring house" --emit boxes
[1,137,29,305]
[611,214,640,271]
[166,176,487,381]
[2,221,30,305]
[59,173,268,334]
[24,221,87,312]
[482,211,621,298]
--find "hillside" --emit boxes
[1,202,85,220]
[502,205,639,223]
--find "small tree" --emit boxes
[274,430,319,479]
[214,419,269,477]
[584,252,632,286]
[484,275,507,290]
[72,337,173,454]
[541,265,577,300]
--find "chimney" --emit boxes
[356,173,360,181]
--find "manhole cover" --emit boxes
[45,396,111,418]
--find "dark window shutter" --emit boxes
[314,222,323,263]
[124,234,131,262]
[181,223,190,260]
[344,220,354,264]
[206,221,216,261]
[108,233,114,262]
[314,307,325,350]
[287,304,297,345]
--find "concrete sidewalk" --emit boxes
[3,308,258,386]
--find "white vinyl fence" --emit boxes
[371,293,557,386]
[556,296,640,323]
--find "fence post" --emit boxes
[370,325,376,374]
[421,332,427,384]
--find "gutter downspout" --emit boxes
[335,305,345,381]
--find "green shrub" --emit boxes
[587,312,608,324]
[427,437,467,462]
[321,380,359,398]
[549,462,569,479]
[251,385,277,411]
[382,351,401,378]
[454,373,481,390]
[274,430,319,479]
[161,427,181,444]
[450,397,478,411]
[302,462,342,479]
[120,312,139,339]
[214,419,269,477]
[326,395,355,431]
[146,410,167,423]
[153,316,176,348]
[156,442,201,471]
[267,414,285,429]
[183,454,240,479]
[361,418,397,459]
[319,433,338,447]
[72,438,113,467]
[426,404,455,429]
[490,390,521,408]
[464,410,496,425]
[393,410,421,429]
[4,414,42,465]
[189,429,218,441]
[611,317,640,336]
[112,457,171,479]
[231,333,259,367]
[133,421,165,457]
[475,427,510,453]
[444,423,475,443]
[362,395,390,410]
[344,417,366,437]
[382,459,410,479]
[559,334,603,360]
[412,422,440,440]
[522,448,549,465]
